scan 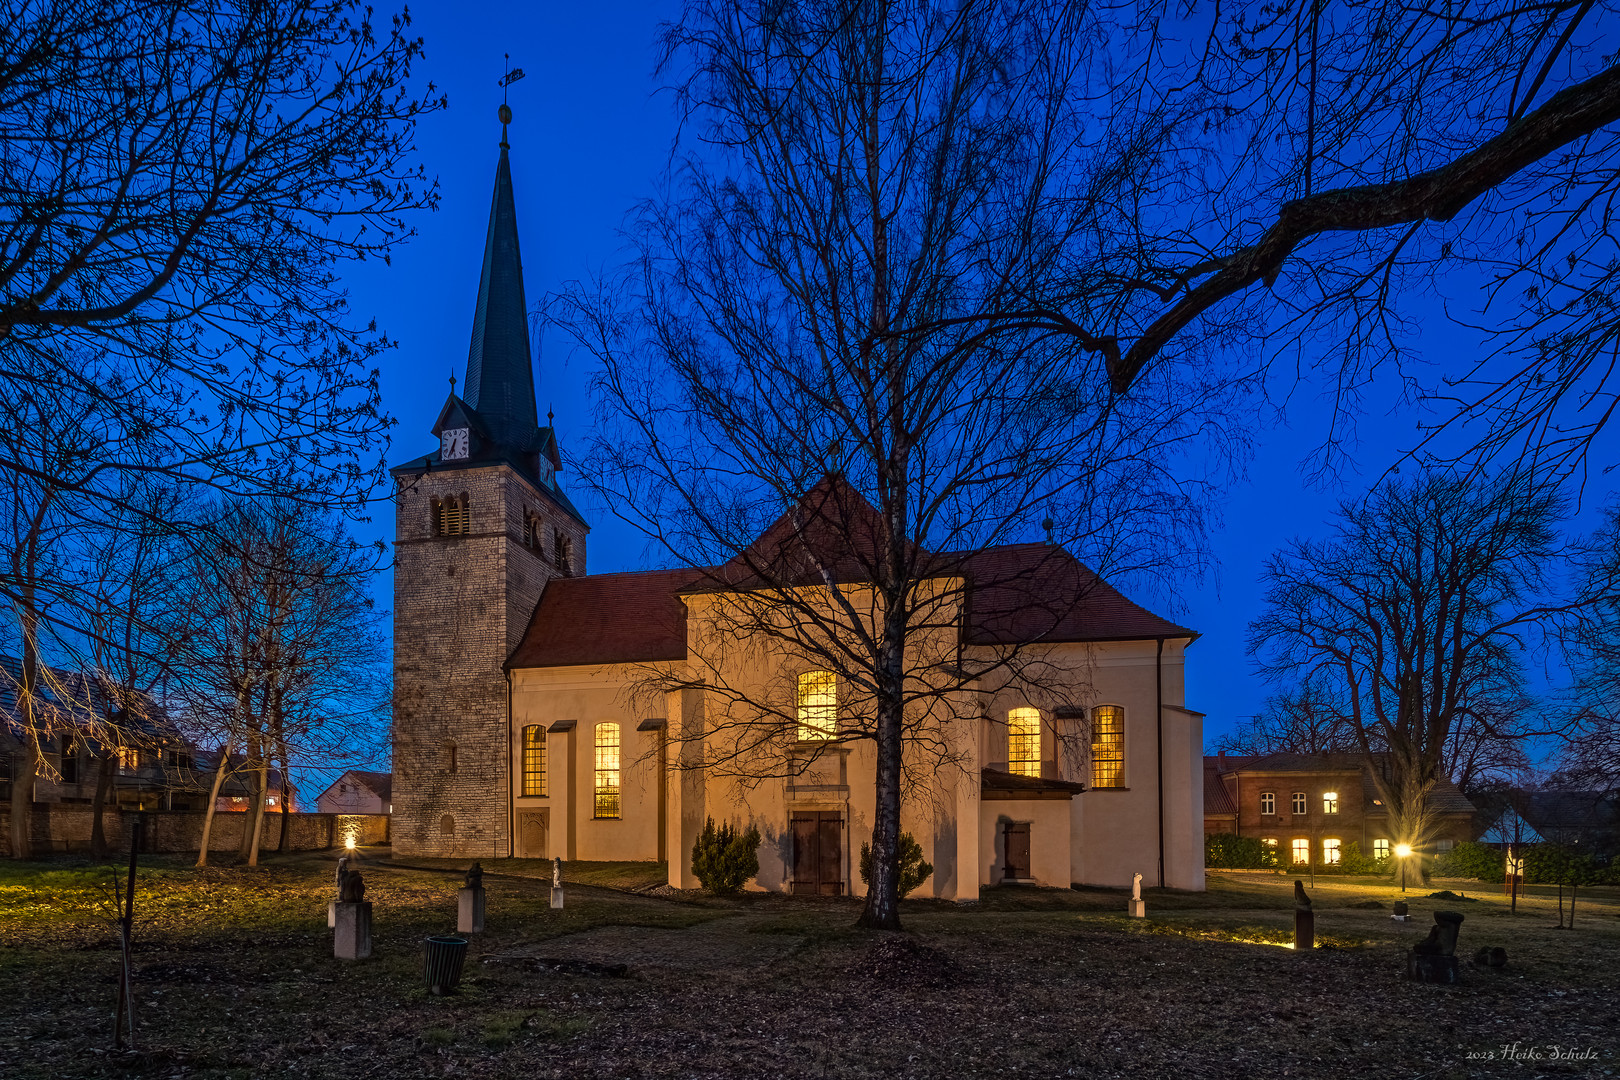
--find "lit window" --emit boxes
[594,723,620,819]
[1090,706,1124,788]
[1260,791,1275,815]
[1373,838,1391,859]
[522,724,547,797]
[117,746,140,774]
[1322,791,1339,814]
[1007,708,1041,778]
[1322,838,1341,865]
[1261,837,1278,850]
[796,671,836,740]
[1291,838,1309,864]
[1291,791,1307,815]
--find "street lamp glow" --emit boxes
[345,835,357,851]
[1394,843,1412,858]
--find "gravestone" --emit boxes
[458,862,486,934]
[1392,900,1409,920]
[551,856,565,910]
[329,855,349,929]
[333,870,372,961]
[1128,872,1146,918]
[1405,910,1465,984]
[1294,880,1315,950]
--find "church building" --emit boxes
[390,116,1208,898]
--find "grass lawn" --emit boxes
[2,852,1617,1079]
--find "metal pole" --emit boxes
[114,818,142,1049]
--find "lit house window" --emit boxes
[1291,791,1307,815]
[1007,708,1041,778]
[1322,791,1339,814]
[1291,838,1309,864]
[434,495,470,536]
[1322,838,1341,865]
[796,671,836,740]
[1373,838,1391,859]
[1090,705,1124,788]
[594,723,620,819]
[1260,792,1275,815]
[1261,837,1278,852]
[117,746,140,774]
[522,725,546,797]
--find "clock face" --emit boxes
[440,427,469,460]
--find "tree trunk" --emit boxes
[275,747,291,854]
[195,739,233,867]
[857,592,907,930]
[7,746,37,860]
[245,761,268,866]
[89,751,117,858]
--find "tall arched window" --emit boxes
[553,531,574,576]
[796,671,836,740]
[594,723,620,819]
[1090,705,1124,788]
[434,495,470,536]
[522,725,546,797]
[1007,708,1041,778]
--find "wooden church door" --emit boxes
[791,811,843,895]
[1004,821,1031,880]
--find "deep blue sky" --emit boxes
[340,0,1613,754]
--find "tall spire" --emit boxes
[463,104,539,450]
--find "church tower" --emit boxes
[390,106,588,858]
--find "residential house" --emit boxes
[315,770,392,814]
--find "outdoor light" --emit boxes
[1395,843,1413,892]
[345,835,357,851]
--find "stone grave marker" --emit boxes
[458,862,486,934]
[551,856,565,910]
[333,869,372,961]
[1294,880,1315,950]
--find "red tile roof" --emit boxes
[509,479,1194,668]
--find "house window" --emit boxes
[1291,838,1309,864]
[117,746,140,774]
[1090,705,1124,788]
[522,724,546,797]
[1373,838,1391,859]
[796,671,836,740]
[1322,791,1339,814]
[1260,791,1275,816]
[1007,708,1041,778]
[1322,838,1341,865]
[1291,791,1307,816]
[434,495,470,536]
[1435,838,1455,854]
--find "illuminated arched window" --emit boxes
[1007,708,1041,778]
[1090,705,1124,788]
[594,723,620,819]
[522,725,546,797]
[1322,791,1339,814]
[796,671,836,740]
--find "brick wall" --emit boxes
[0,806,389,856]
[390,460,586,859]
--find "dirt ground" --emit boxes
[1,851,1617,1079]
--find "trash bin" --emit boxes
[423,935,469,995]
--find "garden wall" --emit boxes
[0,805,389,856]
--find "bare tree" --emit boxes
[1214,684,1358,756]
[167,498,384,866]
[568,0,1235,928]
[1249,470,1598,865]
[1553,504,1620,794]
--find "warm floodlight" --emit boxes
[1394,843,1412,858]
[345,835,357,851]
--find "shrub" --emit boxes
[1336,841,1388,875]
[859,831,935,899]
[1434,840,1507,883]
[1203,833,1278,870]
[690,817,761,895]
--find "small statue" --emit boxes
[552,855,563,889]
[464,861,484,890]
[1130,872,1142,902]
[335,855,349,893]
[338,869,365,904]
[1294,879,1313,910]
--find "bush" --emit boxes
[859,831,935,899]
[1337,841,1389,876]
[1204,833,1278,870]
[690,817,761,895]
[1434,840,1507,883]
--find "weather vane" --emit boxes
[497,55,526,145]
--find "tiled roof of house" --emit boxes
[350,770,393,803]
[1203,761,1238,815]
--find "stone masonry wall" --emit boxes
[391,461,586,859]
[0,806,389,856]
